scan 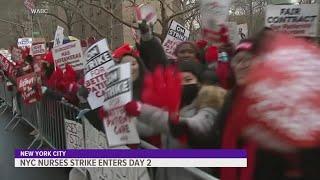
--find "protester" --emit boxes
[138,20,168,72]
[125,60,226,147]
[174,41,200,62]
[113,44,146,100]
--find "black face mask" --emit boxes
[181,84,199,107]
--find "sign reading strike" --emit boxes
[84,39,115,109]
[265,4,319,37]
[162,21,190,59]
[16,73,41,104]
[64,119,84,149]
[17,38,32,48]
[103,106,140,147]
[52,40,84,71]
[31,43,46,56]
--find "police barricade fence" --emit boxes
[0,78,219,180]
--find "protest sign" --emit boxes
[238,24,248,40]
[11,47,23,61]
[103,106,140,147]
[83,118,146,180]
[200,0,231,40]
[162,20,190,59]
[135,4,157,25]
[52,40,84,71]
[85,62,131,110]
[17,38,32,48]
[16,73,41,104]
[64,119,84,149]
[0,54,15,77]
[265,4,319,37]
[227,22,240,45]
[31,43,46,56]
[84,39,115,109]
[0,49,11,60]
[53,26,64,47]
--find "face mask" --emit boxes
[181,84,199,107]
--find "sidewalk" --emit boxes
[0,111,69,180]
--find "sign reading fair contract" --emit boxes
[52,40,84,71]
[16,73,41,104]
[163,20,190,59]
[265,4,319,37]
[17,38,32,48]
[84,39,115,109]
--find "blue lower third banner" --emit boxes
[14,149,247,168]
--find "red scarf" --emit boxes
[220,87,257,180]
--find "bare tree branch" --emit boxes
[82,0,138,29]
[64,1,106,37]
[45,13,69,27]
[168,4,199,21]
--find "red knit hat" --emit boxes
[205,46,219,64]
[112,44,139,60]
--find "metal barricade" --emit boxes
[139,141,220,180]
[39,96,80,149]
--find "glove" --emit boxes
[125,101,142,117]
[41,86,48,94]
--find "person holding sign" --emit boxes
[138,20,169,72]
[124,60,226,180]
[111,44,162,145]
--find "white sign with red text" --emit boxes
[265,4,319,37]
[162,20,190,59]
[84,39,116,109]
[103,106,140,147]
[52,40,84,71]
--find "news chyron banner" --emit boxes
[15,149,247,168]
[52,40,85,71]
[162,20,190,59]
[265,4,319,37]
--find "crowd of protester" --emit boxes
[1,18,320,180]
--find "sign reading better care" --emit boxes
[265,4,319,37]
